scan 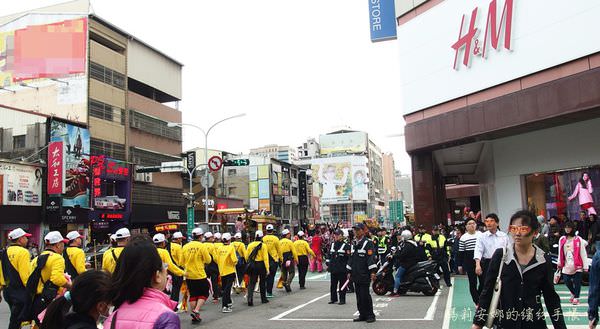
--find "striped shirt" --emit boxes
[457,231,481,267]
[459,231,481,252]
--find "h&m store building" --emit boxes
[398,0,600,229]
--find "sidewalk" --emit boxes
[446,276,591,328]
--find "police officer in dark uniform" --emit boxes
[326,229,351,305]
[347,223,377,323]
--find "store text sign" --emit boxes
[48,141,64,194]
[452,0,513,70]
[396,0,600,114]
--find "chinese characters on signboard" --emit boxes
[47,141,64,195]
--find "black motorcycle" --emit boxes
[372,258,440,296]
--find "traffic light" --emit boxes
[223,159,250,166]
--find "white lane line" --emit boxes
[441,277,455,329]
[269,293,330,320]
[308,273,329,280]
[424,290,442,320]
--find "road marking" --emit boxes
[424,290,442,320]
[441,277,455,329]
[269,293,330,320]
[308,272,329,280]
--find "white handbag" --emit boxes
[485,247,507,328]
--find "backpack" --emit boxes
[25,253,58,321]
[245,243,263,274]
[63,248,79,279]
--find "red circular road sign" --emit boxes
[208,156,223,171]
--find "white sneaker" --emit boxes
[222,306,232,313]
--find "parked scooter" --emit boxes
[372,257,440,296]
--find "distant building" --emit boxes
[249,144,297,162]
[395,171,413,212]
[297,138,320,159]
[295,129,385,226]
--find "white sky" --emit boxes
[2,0,411,174]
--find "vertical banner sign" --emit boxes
[48,141,64,194]
[90,155,105,207]
[369,0,397,42]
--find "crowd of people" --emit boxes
[3,208,600,328]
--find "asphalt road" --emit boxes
[0,272,450,329]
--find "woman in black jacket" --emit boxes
[472,210,566,329]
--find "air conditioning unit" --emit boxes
[143,172,153,183]
[132,120,141,129]
[134,172,146,182]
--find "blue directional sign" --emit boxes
[368,0,397,42]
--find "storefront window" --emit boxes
[525,166,599,221]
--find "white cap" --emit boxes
[44,231,68,245]
[204,232,213,239]
[192,228,204,236]
[255,230,264,238]
[297,231,305,237]
[115,228,131,239]
[153,233,166,244]
[66,231,83,241]
[8,228,32,240]
[281,229,290,236]
[234,232,242,239]
[222,233,232,241]
[266,224,274,231]
[110,234,117,242]
[172,232,185,239]
[214,232,222,240]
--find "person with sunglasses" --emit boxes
[473,213,508,295]
[472,210,566,329]
[558,220,589,305]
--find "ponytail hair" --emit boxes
[40,270,111,329]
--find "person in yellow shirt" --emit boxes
[64,231,87,278]
[169,232,185,266]
[293,231,315,290]
[153,233,184,277]
[1,228,33,329]
[246,230,270,306]
[262,224,281,298]
[216,233,237,313]
[167,231,185,303]
[102,228,130,274]
[182,228,212,324]
[279,229,299,293]
[232,233,247,287]
[213,232,224,250]
[30,231,72,325]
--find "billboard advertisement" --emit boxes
[312,160,352,204]
[249,181,258,198]
[258,165,269,179]
[50,120,90,208]
[0,162,42,206]
[319,132,368,155]
[309,156,369,205]
[258,179,270,199]
[0,14,88,123]
[352,163,369,201]
[90,156,130,211]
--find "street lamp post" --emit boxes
[168,113,246,238]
